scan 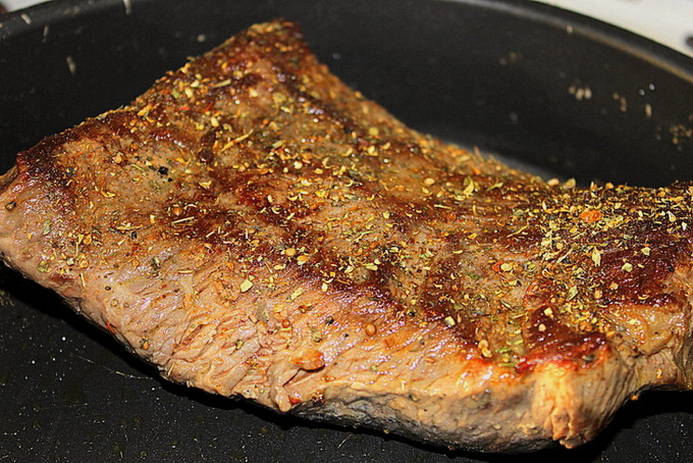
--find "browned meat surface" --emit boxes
[0,20,691,452]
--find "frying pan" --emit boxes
[0,0,691,461]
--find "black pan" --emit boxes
[0,1,691,461]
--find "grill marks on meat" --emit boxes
[0,20,691,451]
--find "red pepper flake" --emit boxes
[492,261,511,273]
[579,209,602,224]
[105,321,116,334]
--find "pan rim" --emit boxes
[0,0,692,82]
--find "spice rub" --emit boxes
[0,20,691,452]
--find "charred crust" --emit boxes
[16,131,75,188]
[518,308,607,373]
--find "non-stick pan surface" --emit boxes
[0,1,691,461]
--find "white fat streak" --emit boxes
[122,0,132,15]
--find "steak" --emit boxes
[0,20,691,452]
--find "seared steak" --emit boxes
[0,20,690,452]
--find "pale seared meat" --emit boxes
[0,20,691,452]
